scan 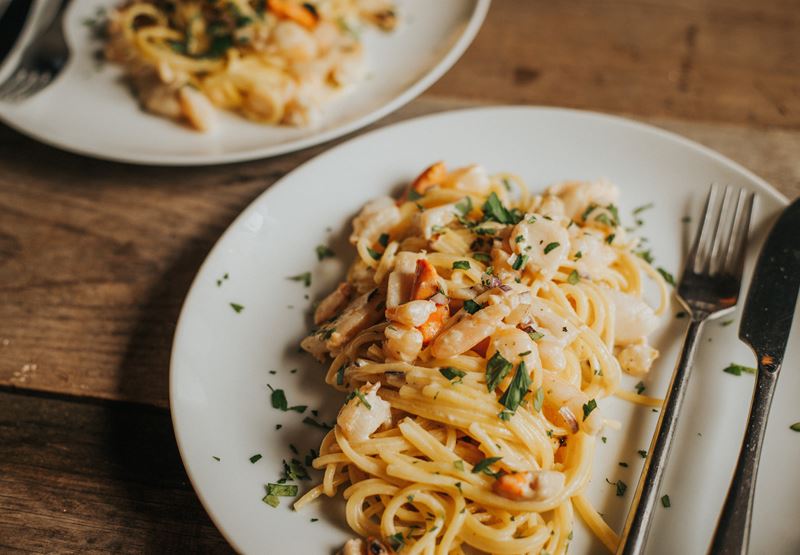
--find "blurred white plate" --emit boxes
[0,0,489,165]
[170,107,799,554]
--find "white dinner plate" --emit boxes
[0,0,489,165]
[170,107,799,554]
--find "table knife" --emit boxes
[709,197,800,554]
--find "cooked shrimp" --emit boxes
[411,259,440,300]
[407,161,446,198]
[417,201,459,239]
[486,327,541,377]
[570,231,616,278]
[337,382,392,442]
[442,164,491,193]
[418,304,449,344]
[431,302,511,359]
[273,20,318,62]
[268,0,318,29]
[607,289,658,345]
[385,300,437,327]
[385,252,423,308]
[493,470,565,501]
[384,324,423,362]
[350,196,401,245]
[178,86,216,131]
[618,342,659,375]
[546,180,619,222]
[315,282,352,324]
[511,217,570,277]
[541,373,602,435]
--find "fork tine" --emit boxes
[0,69,27,98]
[710,186,741,275]
[700,185,732,274]
[686,185,717,275]
[16,71,52,101]
[724,190,755,276]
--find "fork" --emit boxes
[0,0,70,102]
[615,184,755,555]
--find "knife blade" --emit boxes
[739,197,800,371]
[709,197,800,554]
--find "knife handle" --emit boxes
[709,363,780,554]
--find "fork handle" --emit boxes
[616,318,705,555]
[708,363,779,554]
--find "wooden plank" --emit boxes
[1,97,798,407]
[0,391,231,553]
[428,0,800,129]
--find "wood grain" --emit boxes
[1,97,799,407]
[430,0,800,129]
[0,391,231,553]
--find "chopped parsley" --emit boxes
[720,319,734,327]
[615,480,628,496]
[453,460,465,471]
[528,330,545,341]
[635,381,646,395]
[532,386,544,412]
[455,196,473,216]
[606,233,616,245]
[378,233,390,247]
[481,192,521,224]
[472,252,492,263]
[567,270,580,285]
[367,247,382,261]
[723,363,756,376]
[657,267,676,286]
[635,249,654,264]
[315,245,335,260]
[463,299,482,314]
[346,390,372,409]
[270,388,288,411]
[498,409,514,421]
[310,518,319,523]
[543,242,560,255]
[471,456,503,477]
[266,483,298,497]
[485,351,513,391]
[212,456,220,461]
[676,311,687,319]
[790,423,800,432]
[619,462,629,468]
[582,399,598,420]
[336,365,346,386]
[230,302,244,313]
[452,260,471,270]
[661,494,671,508]
[510,254,527,271]
[387,532,405,551]
[633,203,654,216]
[249,454,263,464]
[288,272,311,287]
[407,189,424,201]
[515,235,524,243]
[499,361,531,414]
[303,416,333,430]
[638,449,647,458]
[440,367,466,382]
[601,436,607,443]
[574,251,583,260]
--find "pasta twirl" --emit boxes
[297,162,667,554]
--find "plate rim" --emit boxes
[169,105,790,553]
[0,0,492,166]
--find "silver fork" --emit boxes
[0,0,70,102]
[616,184,756,555]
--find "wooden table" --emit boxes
[1,1,798,552]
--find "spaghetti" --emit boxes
[298,162,667,554]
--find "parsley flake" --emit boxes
[452,260,471,270]
[440,367,466,382]
[543,242,560,255]
[657,267,676,286]
[249,454,263,464]
[723,363,756,376]
[661,494,671,508]
[230,302,244,313]
[485,352,513,391]
[582,399,598,420]
[315,245,335,260]
[288,272,311,287]
[499,361,531,414]
[463,299,482,314]
[471,456,503,477]
[567,270,580,285]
